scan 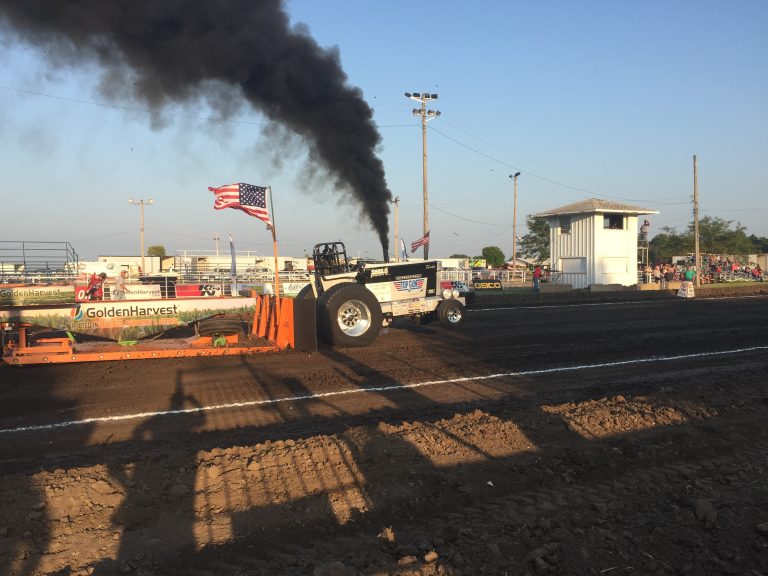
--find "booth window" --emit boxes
[603,214,624,230]
[559,215,571,234]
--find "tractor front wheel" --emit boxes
[437,300,465,330]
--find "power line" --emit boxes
[428,124,687,205]
[69,230,136,243]
[438,115,688,201]
[430,204,510,228]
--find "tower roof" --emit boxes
[534,198,659,217]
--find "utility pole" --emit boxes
[214,234,220,257]
[693,155,700,287]
[393,196,400,262]
[510,172,521,277]
[128,198,154,275]
[405,92,441,259]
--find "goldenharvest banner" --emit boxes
[0,297,258,341]
[0,285,76,306]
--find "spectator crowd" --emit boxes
[642,255,763,285]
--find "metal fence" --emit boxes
[440,268,529,286]
[0,241,80,282]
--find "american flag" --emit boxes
[208,183,272,227]
[410,231,430,253]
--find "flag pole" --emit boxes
[228,233,237,291]
[268,186,280,323]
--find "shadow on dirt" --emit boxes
[3,294,768,574]
[0,365,95,576]
[91,378,205,576]
[132,344,768,575]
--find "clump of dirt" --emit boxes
[2,382,766,576]
[1,293,767,575]
[542,394,700,438]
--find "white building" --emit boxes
[535,198,658,289]
[68,256,161,277]
[173,255,307,274]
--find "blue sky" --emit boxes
[1,0,766,261]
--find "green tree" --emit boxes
[749,234,768,253]
[691,216,753,255]
[147,245,166,258]
[649,217,758,262]
[450,253,469,259]
[481,246,505,268]
[518,216,550,264]
[649,226,689,263]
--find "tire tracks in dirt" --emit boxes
[1,295,768,575]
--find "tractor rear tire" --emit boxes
[295,284,315,300]
[197,317,243,336]
[318,283,382,347]
[437,300,465,330]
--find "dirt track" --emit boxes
[1,287,768,576]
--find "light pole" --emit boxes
[509,172,520,277]
[128,198,154,275]
[405,92,440,259]
[693,155,700,288]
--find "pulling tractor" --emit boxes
[0,241,466,364]
[299,241,466,347]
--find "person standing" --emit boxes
[86,272,97,291]
[643,263,653,284]
[112,270,131,300]
[533,265,542,293]
[85,272,106,301]
[640,219,650,241]
[664,264,675,284]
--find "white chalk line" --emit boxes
[2,344,767,435]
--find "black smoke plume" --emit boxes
[0,0,392,251]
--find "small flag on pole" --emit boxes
[228,234,237,277]
[209,183,273,228]
[410,231,430,253]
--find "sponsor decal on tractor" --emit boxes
[394,278,425,292]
